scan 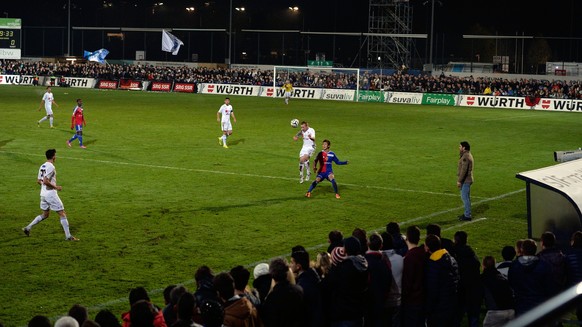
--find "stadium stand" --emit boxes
[2,59,582,99]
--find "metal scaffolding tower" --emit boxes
[367,0,413,69]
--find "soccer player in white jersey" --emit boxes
[217,97,237,149]
[293,121,316,183]
[22,149,79,241]
[37,86,59,128]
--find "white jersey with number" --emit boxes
[42,92,55,114]
[38,161,57,197]
[218,104,234,123]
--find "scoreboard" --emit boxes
[0,18,21,59]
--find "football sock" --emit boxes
[49,117,54,126]
[60,217,71,239]
[308,181,318,192]
[39,116,47,123]
[222,135,227,145]
[26,215,44,230]
[78,136,83,146]
[331,179,339,193]
[69,135,78,143]
[305,162,311,174]
[299,163,304,176]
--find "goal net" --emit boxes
[273,65,360,92]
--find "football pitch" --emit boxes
[0,85,579,325]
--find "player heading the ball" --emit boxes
[293,121,315,184]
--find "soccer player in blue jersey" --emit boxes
[305,139,348,199]
[67,99,87,148]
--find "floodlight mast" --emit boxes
[227,0,233,66]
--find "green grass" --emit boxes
[0,85,580,325]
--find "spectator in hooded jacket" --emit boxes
[537,231,566,294]
[508,239,553,316]
[424,234,459,327]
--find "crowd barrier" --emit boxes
[2,74,582,113]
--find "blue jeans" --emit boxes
[461,182,472,217]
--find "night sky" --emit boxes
[2,0,581,66]
[4,0,580,36]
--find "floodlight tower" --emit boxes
[367,0,412,69]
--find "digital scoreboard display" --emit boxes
[0,29,20,48]
[0,18,21,59]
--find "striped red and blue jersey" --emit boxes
[315,150,348,174]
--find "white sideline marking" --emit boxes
[1,150,478,198]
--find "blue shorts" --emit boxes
[317,171,333,181]
[74,124,83,132]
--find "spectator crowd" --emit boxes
[2,60,582,99]
[12,224,582,327]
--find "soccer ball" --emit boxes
[290,119,299,128]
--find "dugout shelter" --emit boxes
[516,159,582,250]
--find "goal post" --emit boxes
[273,65,361,101]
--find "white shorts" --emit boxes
[45,107,53,115]
[221,121,232,132]
[40,192,64,212]
[300,146,315,158]
[284,92,292,98]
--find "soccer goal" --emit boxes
[273,65,360,94]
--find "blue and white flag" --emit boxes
[162,30,184,55]
[83,49,109,63]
